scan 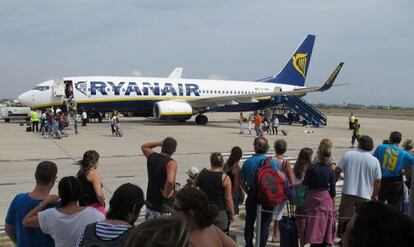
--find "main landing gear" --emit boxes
[195,114,208,125]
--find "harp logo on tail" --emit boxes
[292,53,308,79]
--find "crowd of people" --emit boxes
[29,109,71,138]
[4,132,414,246]
[239,112,280,137]
[28,108,125,139]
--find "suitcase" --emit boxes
[281,129,288,136]
[26,126,32,132]
[279,201,298,247]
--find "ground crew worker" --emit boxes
[349,113,356,129]
[31,110,40,132]
[81,110,88,126]
[351,119,361,148]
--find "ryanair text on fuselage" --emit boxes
[76,81,200,97]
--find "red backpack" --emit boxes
[256,157,285,207]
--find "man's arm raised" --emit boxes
[141,141,163,158]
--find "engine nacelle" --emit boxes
[153,101,193,121]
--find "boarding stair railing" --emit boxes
[281,95,327,127]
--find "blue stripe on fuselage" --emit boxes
[76,99,280,114]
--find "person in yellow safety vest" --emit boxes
[31,110,40,132]
[351,119,361,148]
[348,113,356,129]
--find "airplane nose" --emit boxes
[17,91,32,106]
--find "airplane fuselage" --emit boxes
[20,76,300,114]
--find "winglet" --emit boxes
[318,62,344,92]
[168,67,183,79]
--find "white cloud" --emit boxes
[208,74,229,80]
[131,70,143,77]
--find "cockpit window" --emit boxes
[33,86,50,91]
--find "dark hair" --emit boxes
[294,148,313,179]
[274,139,287,155]
[35,161,58,186]
[348,201,414,247]
[124,216,189,247]
[357,135,374,151]
[225,146,242,171]
[161,137,177,155]
[402,139,413,151]
[175,187,219,228]
[210,152,224,168]
[58,176,82,207]
[389,131,402,144]
[254,137,269,154]
[107,183,144,223]
[76,150,100,177]
[383,139,391,144]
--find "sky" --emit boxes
[0,0,413,106]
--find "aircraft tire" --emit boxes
[195,115,201,125]
[199,115,208,125]
[5,118,10,123]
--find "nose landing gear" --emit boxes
[195,114,208,125]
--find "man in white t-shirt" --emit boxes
[335,135,382,238]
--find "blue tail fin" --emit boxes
[258,34,316,86]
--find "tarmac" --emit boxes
[0,112,413,246]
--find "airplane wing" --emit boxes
[189,62,344,107]
[168,67,183,79]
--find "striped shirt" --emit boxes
[77,222,132,246]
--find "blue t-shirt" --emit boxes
[373,144,414,177]
[5,193,55,247]
[241,154,280,191]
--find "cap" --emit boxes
[186,167,199,177]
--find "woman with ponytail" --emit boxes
[174,187,237,247]
[76,150,106,215]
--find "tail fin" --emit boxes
[258,34,316,86]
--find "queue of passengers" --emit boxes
[5,133,414,247]
[240,112,280,136]
[29,108,70,138]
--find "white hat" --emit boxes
[56,108,62,113]
[186,167,199,177]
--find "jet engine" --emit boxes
[153,101,193,121]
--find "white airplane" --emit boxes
[17,34,343,125]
